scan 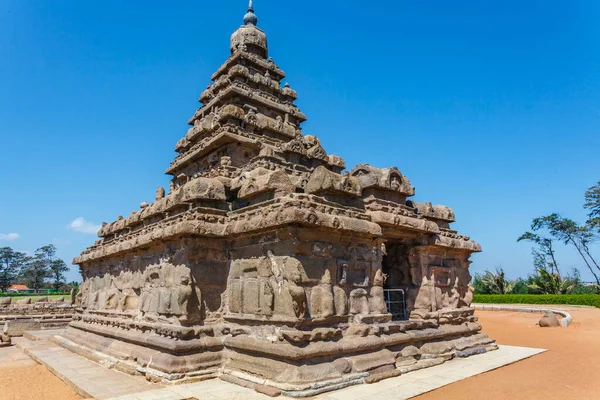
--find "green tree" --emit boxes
[517,232,560,278]
[584,181,600,232]
[474,267,518,294]
[527,267,588,295]
[526,267,561,294]
[529,214,600,284]
[50,259,69,290]
[20,245,63,290]
[20,256,49,291]
[0,247,27,291]
[67,281,80,290]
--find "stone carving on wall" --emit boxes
[78,263,198,324]
[156,186,165,201]
[351,164,415,197]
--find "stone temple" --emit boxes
[61,2,496,397]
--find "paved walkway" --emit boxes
[104,345,544,400]
[16,331,158,399]
[2,330,545,400]
[317,345,544,400]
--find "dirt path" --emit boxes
[416,306,600,400]
[0,364,81,400]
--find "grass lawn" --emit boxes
[0,294,68,302]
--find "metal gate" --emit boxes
[384,288,407,321]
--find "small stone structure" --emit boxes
[0,297,73,343]
[0,297,75,337]
[59,2,496,396]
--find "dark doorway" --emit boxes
[382,242,412,320]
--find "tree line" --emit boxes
[0,244,70,291]
[475,181,600,295]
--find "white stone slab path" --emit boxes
[316,345,545,400]
[3,330,544,400]
[103,345,545,400]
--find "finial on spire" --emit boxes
[244,0,258,26]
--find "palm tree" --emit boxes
[527,268,562,294]
[478,268,518,294]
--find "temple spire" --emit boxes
[244,0,258,26]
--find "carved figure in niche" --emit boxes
[139,265,161,316]
[411,275,433,312]
[288,283,306,317]
[267,252,306,318]
[390,174,402,191]
[211,113,221,130]
[77,279,90,307]
[369,269,388,314]
[170,266,194,321]
[245,109,257,125]
[90,290,100,310]
[275,115,283,130]
[349,289,369,315]
[338,262,348,284]
[208,153,220,167]
[259,280,274,316]
[310,270,334,319]
[340,172,351,191]
[169,181,176,193]
[105,276,120,310]
[158,278,171,315]
[448,277,461,309]
[94,275,105,308]
[333,286,347,316]
[221,156,232,166]
[156,186,165,201]
[463,282,474,306]
[308,144,327,160]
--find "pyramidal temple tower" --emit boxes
[63,3,496,397]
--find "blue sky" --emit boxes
[1,0,599,283]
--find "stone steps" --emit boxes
[16,330,159,399]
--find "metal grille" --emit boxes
[384,289,407,321]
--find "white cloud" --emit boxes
[67,217,101,234]
[0,233,20,241]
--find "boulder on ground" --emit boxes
[35,297,48,303]
[16,298,31,305]
[0,333,11,346]
[4,320,41,336]
[0,297,11,305]
[539,311,560,327]
[51,296,65,303]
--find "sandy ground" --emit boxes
[0,364,81,400]
[0,306,598,400]
[417,306,600,400]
